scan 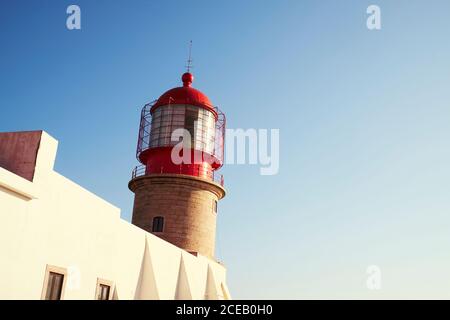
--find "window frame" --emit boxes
[95,278,114,300]
[41,265,67,300]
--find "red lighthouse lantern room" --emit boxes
[134,72,225,185]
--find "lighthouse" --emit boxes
[129,71,226,259]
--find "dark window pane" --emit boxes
[152,216,164,232]
[45,272,64,300]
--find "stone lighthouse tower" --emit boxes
[129,71,226,259]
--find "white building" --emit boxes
[0,130,231,300]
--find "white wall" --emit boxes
[0,131,230,300]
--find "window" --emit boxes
[149,105,216,153]
[98,284,110,300]
[152,216,164,232]
[46,272,64,300]
[213,200,218,213]
[96,278,114,300]
[41,265,67,300]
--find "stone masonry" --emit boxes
[129,174,226,258]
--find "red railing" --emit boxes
[131,165,224,187]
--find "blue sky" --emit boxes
[1,0,450,299]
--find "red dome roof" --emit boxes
[151,72,216,114]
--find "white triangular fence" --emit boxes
[134,235,230,300]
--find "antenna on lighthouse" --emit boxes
[186,40,193,73]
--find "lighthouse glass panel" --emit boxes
[149,105,216,154]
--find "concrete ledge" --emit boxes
[128,173,226,199]
[0,167,38,200]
